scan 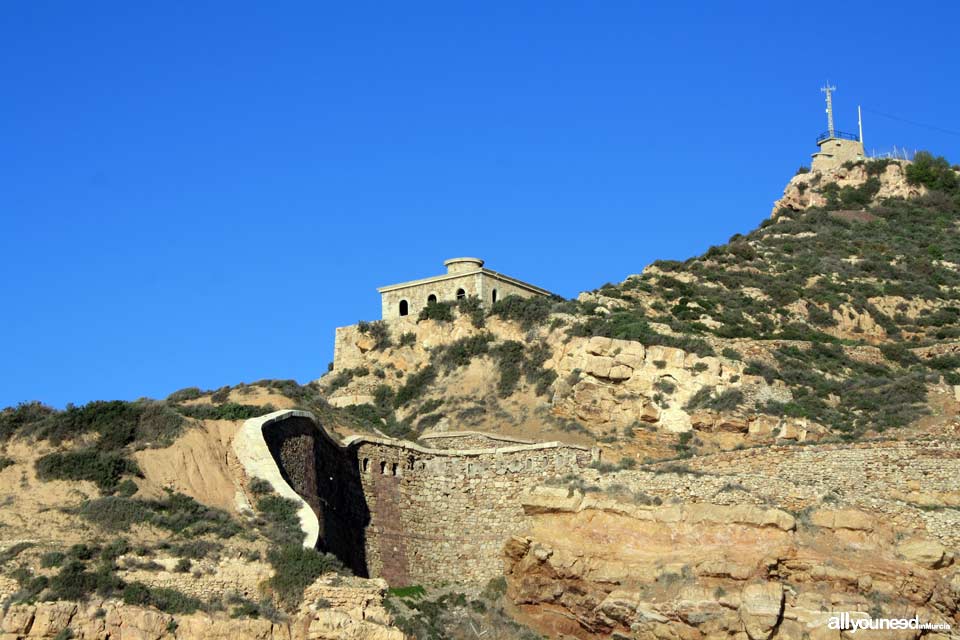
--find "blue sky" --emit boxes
[2,2,959,408]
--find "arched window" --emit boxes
[407,455,415,471]
[391,463,398,476]
[399,300,408,316]
[492,289,498,303]
[380,461,387,475]
[456,288,466,300]
[427,294,437,303]
[362,458,369,473]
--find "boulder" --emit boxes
[896,538,953,569]
[739,582,784,640]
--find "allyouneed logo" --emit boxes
[824,612,952,633]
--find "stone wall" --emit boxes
[417,431,533,450]
[235,410,596,586]
[350,437,595,586]
[379,271,542,320]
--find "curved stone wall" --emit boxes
[235,410,597,586]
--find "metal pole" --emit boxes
[858,105,864,147]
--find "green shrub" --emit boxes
[358,320,392,350]
[173,402,276,421]
[248,478,273,495]
[0,542,34,564]
[418,300,455,323]
[166,387,203,402]
[36,449,140,493]
[122,582,203,614]
[489,295,554,330]
[0,456,14,471]
[490,341,524,397]
[393,366,437,407]
[256,494,304,546]
[438,333,493,370]
[78,492,241,538]
[417,413,444,430]
[0,401,56,441]
[266,545,344,609]
[41,551,66,568]
[905,151,958,193]
[806,304,837,327]
[115,479,138,498]
[398,332,417,347]
[457,296,485,328]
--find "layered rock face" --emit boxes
[505,488,958,640]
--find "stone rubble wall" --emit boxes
[416,431,534,450]
[352,437,595,586]
[583,439,960,548]
[234,410,597,587]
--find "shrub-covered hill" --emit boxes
[574,152,960,437]
[325,152,960,450]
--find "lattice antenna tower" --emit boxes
[821,83,837,137]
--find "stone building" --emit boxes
[811,134,864,172]
[376,257,552,320]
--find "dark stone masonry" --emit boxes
[257,412,596,586]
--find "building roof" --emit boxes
[376,259,553,296]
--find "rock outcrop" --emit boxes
[0,576,405,640]
[504,485,959,639]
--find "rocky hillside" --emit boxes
[323,151,960,466]
[2,151,960,639]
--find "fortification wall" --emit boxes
[417,431,533,450]
[351,438,594,585]
[235,410,595,586]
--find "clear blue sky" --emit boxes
[3,2,959,408]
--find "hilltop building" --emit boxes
[376,257,552,320]
[811,84,865,172]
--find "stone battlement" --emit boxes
[234,410,598,586]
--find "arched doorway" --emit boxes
[427,294,437,304]
[456,288,466,300]
[399,300,409,316]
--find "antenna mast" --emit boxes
[858,104,864,147]
[821,83,837,137]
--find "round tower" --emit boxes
[444,257,484,274]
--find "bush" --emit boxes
[41,551,66,568]
[489,295,554,330]
[490,341,524,397]
[393,366,437,408]
[248,478,273,495]
[173,402,275,421]
[905,151,958,193]
[266,545,344,609]
[166,387,203,402]
[0,401,56,441]
[357,320,392,350]
[36,449,140,493]
[457,296,485,328]
[256,494,304,546]
[398,332,417,347]
[438,333,493,370]
[0,456,14,471]
[78,492,242,538]
[122,582,203,614]
[418,300,455,323]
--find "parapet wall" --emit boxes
[235,410,596,586]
